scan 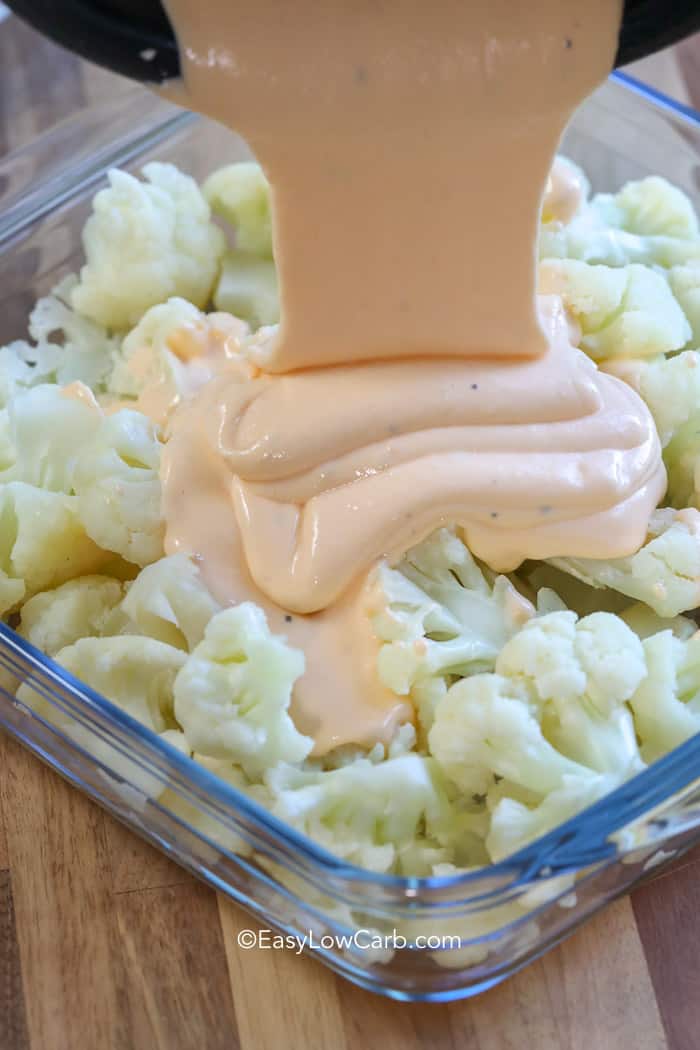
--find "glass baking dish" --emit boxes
[1,70,700,1003]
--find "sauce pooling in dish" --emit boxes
[157,0,666,752]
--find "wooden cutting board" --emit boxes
[1,17,700,1050]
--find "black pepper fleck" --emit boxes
[471,383,478,390]
[564,37,573,49]
[472,792,487,805]
[490,511,499,519]
[355,65,368,85]
[285,614,293,623]
[539,504,553,514]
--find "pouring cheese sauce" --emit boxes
[157,0,666,753]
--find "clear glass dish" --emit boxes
[1,71,700,1003]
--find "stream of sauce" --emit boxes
[154,0,666,753]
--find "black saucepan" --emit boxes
[4,0,700,85]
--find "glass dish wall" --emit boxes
[1,73,700,1001]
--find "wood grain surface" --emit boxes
[1,15,700,1050]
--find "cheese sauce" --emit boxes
[156,0,666,753]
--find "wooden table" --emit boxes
[1,16,700,1050]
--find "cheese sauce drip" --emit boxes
[158,0,666,753]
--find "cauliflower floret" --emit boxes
[0,278,118,399]
[539,258,626,330]
[612,351,700,508]
[0,482,107,615]
[0,383,102,492]
[372,528,534,707]
[108,297,204,401]
[539,213,699,270]
[71,163,226,329]
[17,637,188,800]
[486,773,616,862]
[549,509,700,617]
[497,611,644,707]
[173,604,312,775]
[121,297,206,363]
[428,607,649,859]
[213,250,279,328]
[264,754,451,874]
[428,673,592,797]
[539,176,700,270]
[632,351,700,447]
[19,576,128,656]
[203,162,273,258]
[496,611,645,777]
[607,176,699,241]
[629,631,700,763]
[0,344,41,408]
[665,419,700,510]
[55,635,186,732]
[108,297,249,416]
[668,263,700,347]
[7,276,120,392]
[121,554,220,651]
[372,566,529,697]
[538,259,690,359]
[72,409,164,566]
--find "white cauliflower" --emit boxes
[630,631,700,762]
[17,636,189,800]
[203,162,273,258]
[213,250,279,328]
[0,482,107,615]
[72,409,164,566]
[19,576,128,656]
[54,635,186,733]
[108,297,249,414]
[613,351,700,508]
[108,296,204,401]
[0,345,40,409]
[631,350,700,447]
[0,383,101,492]
[428,673,592,797]
[173,604,312,775]
[0,278,118,400]
[538,259,690,360]
[604,176,699,241]
[121,296,206,363]
[549,509,700,617]
[669,263,700,347]
[665,420,700,510]
[71,163,226,329]
[539,176,700,270]
[496,611,646,778]
[372,529,534,708]
[264,754,451,874]
[121,554,220,651]
[429,608,648,859]
[486,773,616,862]
[6,276,120,392]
